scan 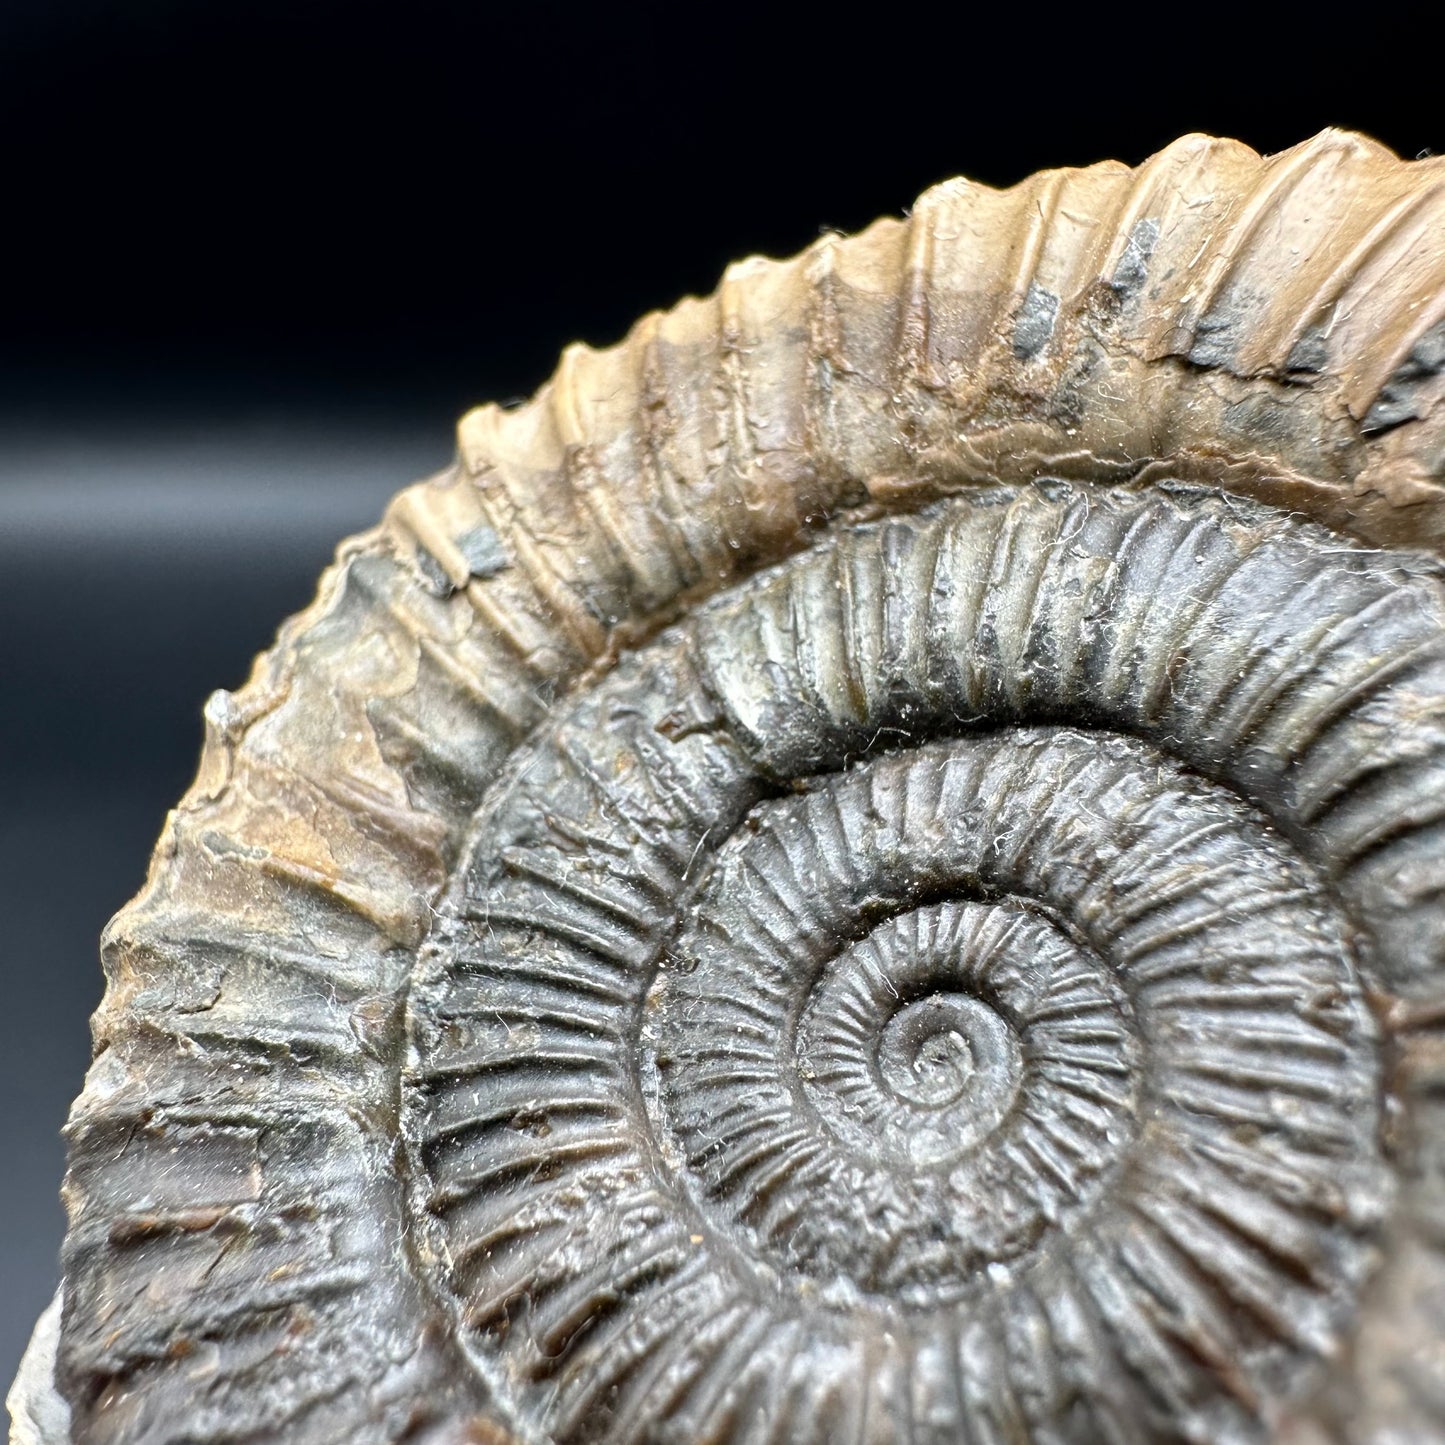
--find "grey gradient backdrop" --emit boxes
[1,0,1437,1394]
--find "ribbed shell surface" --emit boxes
[13,130,1445,1445]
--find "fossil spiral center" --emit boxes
[790,906,1055,1173]
[650,865,1142,1303]
[875,995,997,1107]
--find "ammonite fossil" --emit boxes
[10,129,1445,1445]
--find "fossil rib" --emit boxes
[12,129,1445,1445]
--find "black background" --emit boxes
[0,0,1437,1390]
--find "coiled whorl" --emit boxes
[26,131,1445,1445]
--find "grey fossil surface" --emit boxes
[12,130,1445,1444]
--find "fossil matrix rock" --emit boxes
[11,130,1445,1445]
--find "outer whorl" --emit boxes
[11,130,1445,1445]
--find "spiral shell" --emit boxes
[16,130,1445,1445]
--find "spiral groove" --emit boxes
[405,482,1445,1442]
